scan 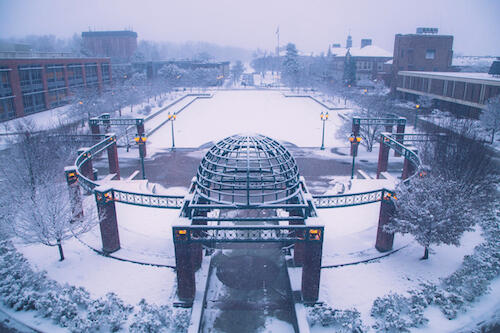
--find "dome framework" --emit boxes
[184,134,314,222]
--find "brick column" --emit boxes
[376,136,390,179]
[401,149,417,180]
[64,166,83,221]
[375,196,395,252]
[289,207,305,266]
[77,148,94,181]
[9,64,25,117]
[174,239,196,302]
[105,134,120,180]
[95,188,120,253]
[41,65,50,110]
[350,118,360,156]
[394,119,406,157]
[301,238,323,303]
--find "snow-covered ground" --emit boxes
[147,90,345,150]
[5,89,498,332]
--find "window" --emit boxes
[377,62,383,71]
[18,66,43,92]
[22,92,46,114]
[425,50,436,59]
[0,97,15,121]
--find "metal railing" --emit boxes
[172,225,324,243]
[312,189,387,209]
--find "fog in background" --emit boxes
[1,0,499,57]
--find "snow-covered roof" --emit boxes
[331,45,392,58]
[398,71,500,85]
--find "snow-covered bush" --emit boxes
[307,303,366,332]
[371,292,428,332]
[129,299,190,333]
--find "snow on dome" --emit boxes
[196,134,301,206]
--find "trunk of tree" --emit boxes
[119,106,122,117]
[57,239,65,261]
[421,246,429,260]
[491,127,496,145]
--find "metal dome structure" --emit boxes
[196,134,301,206]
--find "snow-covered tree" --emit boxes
[480,95,500,143]
[385,174,476,259]
[282,43,301,87]
[231,60,245,83]
[0,125,96,261]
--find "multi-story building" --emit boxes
[82,30,138,61]
[329,39,392,86]
[391,28,454,91]
[0,53,111,121]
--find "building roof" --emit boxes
[398,70,500,86]
[488,61,500,76]
[331,45,392,58]
[82,30,138,38]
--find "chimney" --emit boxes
[361,39,372,48]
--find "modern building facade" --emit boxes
[396,70,500,118]
[0,55,111,121]
[82,30,138,61]
[391,28,454,91]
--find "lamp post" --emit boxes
[168,112,176,149]
[134,134,147,179]
[349,133,362,179]
[415,104,420,129]
[320,111,329,150]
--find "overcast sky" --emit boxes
[1,0,499,56]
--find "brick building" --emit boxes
[82,30,137,61]
[391,28,454,91]
[329,40,392,86]
[0,54,111,121]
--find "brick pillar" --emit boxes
[350,119,360,156]
[401,149,417,180]
[64,166,83,221]
[105,134,120,180]
[376,136,390,179]
[136,120,147,157]
[41,65,50,110]
[174,241,196,301]
[301,239,323,303]
[395,119,406,157]
[77,148,94,181]
[8,64,25,117]
[375,196,395,252]
[95,188,120,253]
[289,207,305,266]
[96,61,103,93]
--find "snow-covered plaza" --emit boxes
[2,89,497,332]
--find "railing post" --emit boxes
[375,194,395,252]
[89,118,100,144]
[136,119,146,157]
[301,231,323,303]
[95,187,120,253]
[100,113,111,132]
[395,118,406,157]
[64,166,83,221]
[173,231,196,302]
[77,148,95,181]
[376,136,390,179]
[191,201,208,271]
[105,133,120,180]
[351,118,360,156]
[401,149,417,180]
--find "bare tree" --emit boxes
[480,95,500,143]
